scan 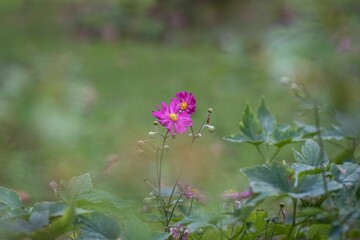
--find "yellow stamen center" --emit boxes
[180,101,188,110]
[169,113,178,121]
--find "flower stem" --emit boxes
[287,198,297,239]
[188,198,194,216]
[256,145,266,163]
[270,205,284,240]
[269,147,280,163]
[158,130,169,198]
[168,111,211,205]
[166,193,183,227]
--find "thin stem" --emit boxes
[188,198,194,216]
[266,144,270,163]
[287,198,297,239]
[269,147,280,163]
[166,193,183,226]
[292,198,297,226]
[255,145,266,163]
[313,102,331,206]
[144,179,160,194]
[270,206,283,240]
[158,130,169,198]
[168,111,210,205]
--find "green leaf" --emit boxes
[241,162,294,196]
[247,210,268,238]
[32,202,67,217]
[223,133,253,143]
[330,162,360,186]
[76,212,121,240]
[291,174,342,199]
[0,187,23,212]
[271,125,305,147]
[293,139,329,167]
[240,103,264,144]
[29,210,49,229]
[305,224,331,240]
[257,97,276,142]
[224,99,316,147]
[34,203,76,240]
[322,126,346,140]
[124,216,152,240]
[59,173,93,201]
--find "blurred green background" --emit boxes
[0,0,359,204]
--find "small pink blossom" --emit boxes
[177,183,206,204]
[174,91,196,115]
[221,189,252,201]
[170,224,190,240]
[152,101,193,134]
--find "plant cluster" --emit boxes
[0,87,359,239]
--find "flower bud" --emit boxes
[280,202,285,208]
[149,132,156,138]
[196,229,203,235]
[163,145,170,151]
[197,133,202,138]
[281,208,286,223]
[153,121,159,126]
[137,140,145,147]
[207,108,213,113]
[49,181,58,191]
[208,125,215,133]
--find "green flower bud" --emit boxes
[208,125,215,133]
[153,121,159,125]
[208,108,213,113]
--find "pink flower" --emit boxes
[170,224,190,240]
[152,101,193,134]
[221,189,252,201]
[174,91,196,115]
[177,183,206,204]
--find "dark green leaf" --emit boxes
[306,224,331,240]
[241,162,294,196]
[291,174,342,199]
[76,212,121,240]
[29,210,49,229]
[59,173,93,201]
[224,99,316,147]
[322,127,346,140]
[0,187,23,212]
[240,103,264,143]
[247,209,268,237]
[271,126,306,147]
[257,97,276,142]
[0,208,29,221]
[330,162,360,186]
[293,139,329,167]
[32,202,67,217]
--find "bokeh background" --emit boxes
[0,0,359,204]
